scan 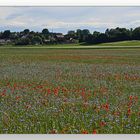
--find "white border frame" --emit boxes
[0,134,140,140]
[0,0,139,140]
[0,0,140,6]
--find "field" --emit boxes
[2,40,140,49]
[0,47,140,134]
[95,40,140,46]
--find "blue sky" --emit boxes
[0,7,140,34]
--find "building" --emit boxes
[0,39,11,45]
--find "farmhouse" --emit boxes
[55,34,64,39]
[0,39,11,45]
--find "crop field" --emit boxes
[0,47,140,134]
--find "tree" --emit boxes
[76,29,82,36]
[42,29,49,35]
[93,31,100,37]
[115,27,131,41]
[10,32,18,40]
[76,29,83,41]
[82,29,90,41]
[31,36,43,45]
[98,33,108,43]
[67,30,76,38]
[105,27,131,42]
[23,29,30,35]
[132,27,140,40]
[68,30,75,35]
[82,29,90,35]
[85,34,94,44]
[15,38,30,45]
[0,32,2,39]
[42,29,49,39]
[1,26,140,46]
[92,31,101,44]
[2,30,11,39]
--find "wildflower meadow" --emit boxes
[0,48,139,134]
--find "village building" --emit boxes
[0,39,11,45]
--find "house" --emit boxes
[55,34,64,39]
[21,35,28,39]
[65,38,79,44]
[44,39,51,43]
[54,34,65,42]
[0,39,6,45]
[0,39,11,45]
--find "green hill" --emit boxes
[96,40,140,46]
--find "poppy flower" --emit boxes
[50,129,57,134]
[129,96,133,100]
[25,104,31,109]
[16,96,21,101]
[82,130,88,134]
[93,129,97,134]
[53,88,59,96]
[47,88,51,94]
[127,108,131,116]
[100,121,106,127]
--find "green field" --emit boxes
[1,40,140,49]
[95,40,140,46]
[0,47,140,134]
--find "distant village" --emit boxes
[0,26,140,45]
[0,29,79,45]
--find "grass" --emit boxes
[0,47,140,134]
[96,40,140,46]
[1,40,140,49]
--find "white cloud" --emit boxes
[0,7,140,33]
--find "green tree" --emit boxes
[31,36,43,45]
[67,30,76,38]
[15,38,30,45]
[76,29,83,42]
[23,29,30,35]
[132,27,140,40]
[82,29,90,42]
[105,27,131,42]
[2,30,11,39]
[42,29,49,39]
[42,29,49,35]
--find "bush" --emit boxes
[15,38,30,45]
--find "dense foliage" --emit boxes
[0,27,140,45]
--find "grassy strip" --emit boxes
[95,40,140,46]
[0,45,140,50]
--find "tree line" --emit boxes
[0,26,140,45]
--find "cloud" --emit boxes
[0,7,140,33]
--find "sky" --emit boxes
[0,7,140,34]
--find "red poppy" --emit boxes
[0,93,6,97]
[93,129,97,134]
[50,129,57,134]
[3,89,6,93]
[16,96,21,101]
[14,83,17,89]
[129,95,133,100]
[81,91,85,97]
[102,103,109,112]
[100,121,106,127]
[127,108,131,116]
[25,104,31,109]
[82,130,88,134]
[127,101,132,107]
[47,88,51,94]
[54,88,58,96]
